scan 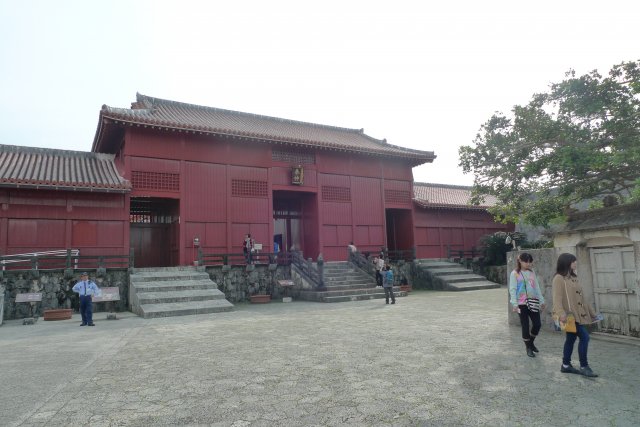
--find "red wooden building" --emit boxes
[0,94,510,267]
[413,183,512,258]
[0,145,130,258]
[92,94,439,266]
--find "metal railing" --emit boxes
[0,249,133,271]
[385,248,416,262]
[198,250,293,266]
[446,245,482,260]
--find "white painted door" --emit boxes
[589,246,639,337]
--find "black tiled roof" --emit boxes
[95,93,436,164]
[413,182,497,210]
[0,144,130,192]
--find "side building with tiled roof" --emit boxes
[91,93,436,266]
[0,144,130,257]
[412,183,513,258]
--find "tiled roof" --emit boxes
[413,182,498,210]
[0,144,130,193]
[94,93,435,164]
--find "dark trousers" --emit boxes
[518,305,541,340]
[563,324,590,367]
[79,295,93,325]
[384,287,395,303]
[375,270,383,286]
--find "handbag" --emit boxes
[526,297,540,313]
[560,278,577,333]
[521,272,540,313]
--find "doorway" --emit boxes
[273,190,319,258]
[130,197,179,267]
[273,197,302,253]
[385,208,414,258]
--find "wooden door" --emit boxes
[130,223,170,268]
[590,246,639,336]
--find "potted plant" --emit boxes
[249,280,271,304]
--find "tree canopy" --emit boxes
[459,60,640,227]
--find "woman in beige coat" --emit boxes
[552,253,599,377]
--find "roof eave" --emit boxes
[100,113,436,163]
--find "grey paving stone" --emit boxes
[1,289,639,426]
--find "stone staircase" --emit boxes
[415,259,500,291]
[129,267,233,318]
[297,261,405,303]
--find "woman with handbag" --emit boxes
[509,253,546,357]
[552,253,599,377]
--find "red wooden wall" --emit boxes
[121,128,417,264]
[413,208,513,259]
[0,189,128,257]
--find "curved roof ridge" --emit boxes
[135,93,376,137]
[413,182,473,190]
[0,144,115,160]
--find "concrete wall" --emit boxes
[506,248,562,331]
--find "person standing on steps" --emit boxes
[383,264,395,304]
[72,272,101,326]
[373,255,384,288]
[509,253,545,357]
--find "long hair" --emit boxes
[555,253,577,277]
[515,252,533,273]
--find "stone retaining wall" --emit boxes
[1,269,129,321]
[205,264,292,303]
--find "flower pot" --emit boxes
[43,309,73,321]
[400,285,412,293]
[250,294,271,304]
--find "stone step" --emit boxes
[416,261,456,268]
[140,299,234,318]
[323,292,404,303]
[428,268,471,275]
[323,283,377,291]
[435,274,486,283]
[132,280,217,293]
[137,289,226,304]
[445,281,501,291]
[131,271,211,282]
[324,276,373,284]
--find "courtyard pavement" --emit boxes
[1,288,639,427]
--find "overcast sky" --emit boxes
[1,0,638,185]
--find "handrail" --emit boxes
[446,245,482,260]
[0,250,131,271]
[349,250,375,277]
[291,251,324,289]
[386,248,416,262]
[200,251,292,266]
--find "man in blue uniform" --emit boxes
[72,272,101,326]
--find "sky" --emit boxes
[1,0,639,186]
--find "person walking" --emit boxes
[383,264,395,304]
[509,252,545,357]
[552,253,600,377]
[72,272,101,326]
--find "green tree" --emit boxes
[459,60,640,227]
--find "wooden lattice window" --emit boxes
[272,149,315,164]
[385,189,411,204]
[322,185,351,202]
[131,171,179,192]
[231,179,268,197]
